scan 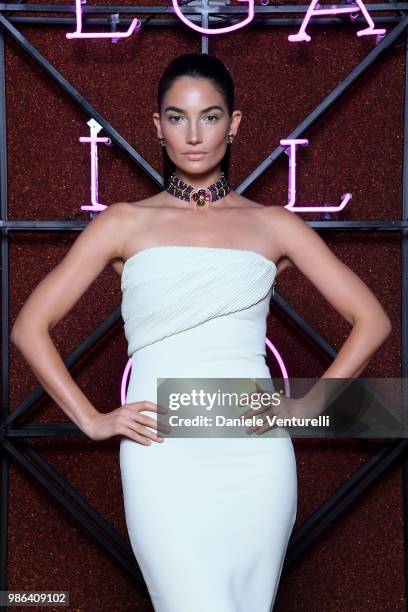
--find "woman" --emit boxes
[11,52,392,611]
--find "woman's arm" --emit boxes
[271,207,392,411]
[10,202,129,436]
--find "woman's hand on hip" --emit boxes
[87,401,170,445]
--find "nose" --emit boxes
[186,120,203,144]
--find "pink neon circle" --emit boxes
[172,0,254,35]
[265,337,291,397]
[120,338,290,405]
[120,358,133,406]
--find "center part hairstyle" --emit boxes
[157,52,235,188]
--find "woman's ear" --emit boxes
[152,113,162,137]
[231,110,242,134]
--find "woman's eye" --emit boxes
[169,115,219,123]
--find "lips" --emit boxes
[185,152,206,159]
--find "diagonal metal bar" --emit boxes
[272,294,403,429]
[13,438,136,559]
[0,12,163,188]
[2,439,147,587]
[3,425,408,595]
[285,438,408,565]
[3,421,408,592]
[5,283,402,442]
[0,10,406,199]
[236,15,408,193]
[6,305,122,426]
[0,7,405,207]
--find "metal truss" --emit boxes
[1,1,408,607]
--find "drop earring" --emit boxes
[159,137,166,147]
[227,133,234,144]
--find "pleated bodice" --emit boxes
[120,246,277,363]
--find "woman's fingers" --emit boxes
[121,401,171,444]
[125,421,165,444]
[134,412,171,435]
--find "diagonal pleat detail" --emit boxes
[121,248,276,356]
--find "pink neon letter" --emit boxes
[80,119,111,212]
[288,0,386,42]
[281,139,351,212]
[66,0,141,40]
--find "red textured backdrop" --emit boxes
[5,5,405,611]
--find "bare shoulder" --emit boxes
[104,200,156,277]
[262,205,305,237]
[229,194,284,221]
[106,200,151,249]
[227,192,266,210]
[262,203,292,219]
[254,205,304,272]
[260,205,392,331]
[98,200,135,225]
[108,200,147,216]
[126,192,165,209]
[84,201,131,243]
[261,205,349,277]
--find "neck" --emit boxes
[173,168,223,190]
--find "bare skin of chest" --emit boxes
[111,193,292,277]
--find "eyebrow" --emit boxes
[164,105,224,114]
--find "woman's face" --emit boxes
[153,76,241,178]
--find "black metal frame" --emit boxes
[0,1,407,606]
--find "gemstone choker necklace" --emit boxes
[166,172,232,207]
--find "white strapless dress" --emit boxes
[119,246,297,612]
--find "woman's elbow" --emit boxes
[383,316,392,338]
[378,304,392,336]
[353,310,392,340]
[10,321,26,346]
[373,312,392,342]
[10,318,45,347]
